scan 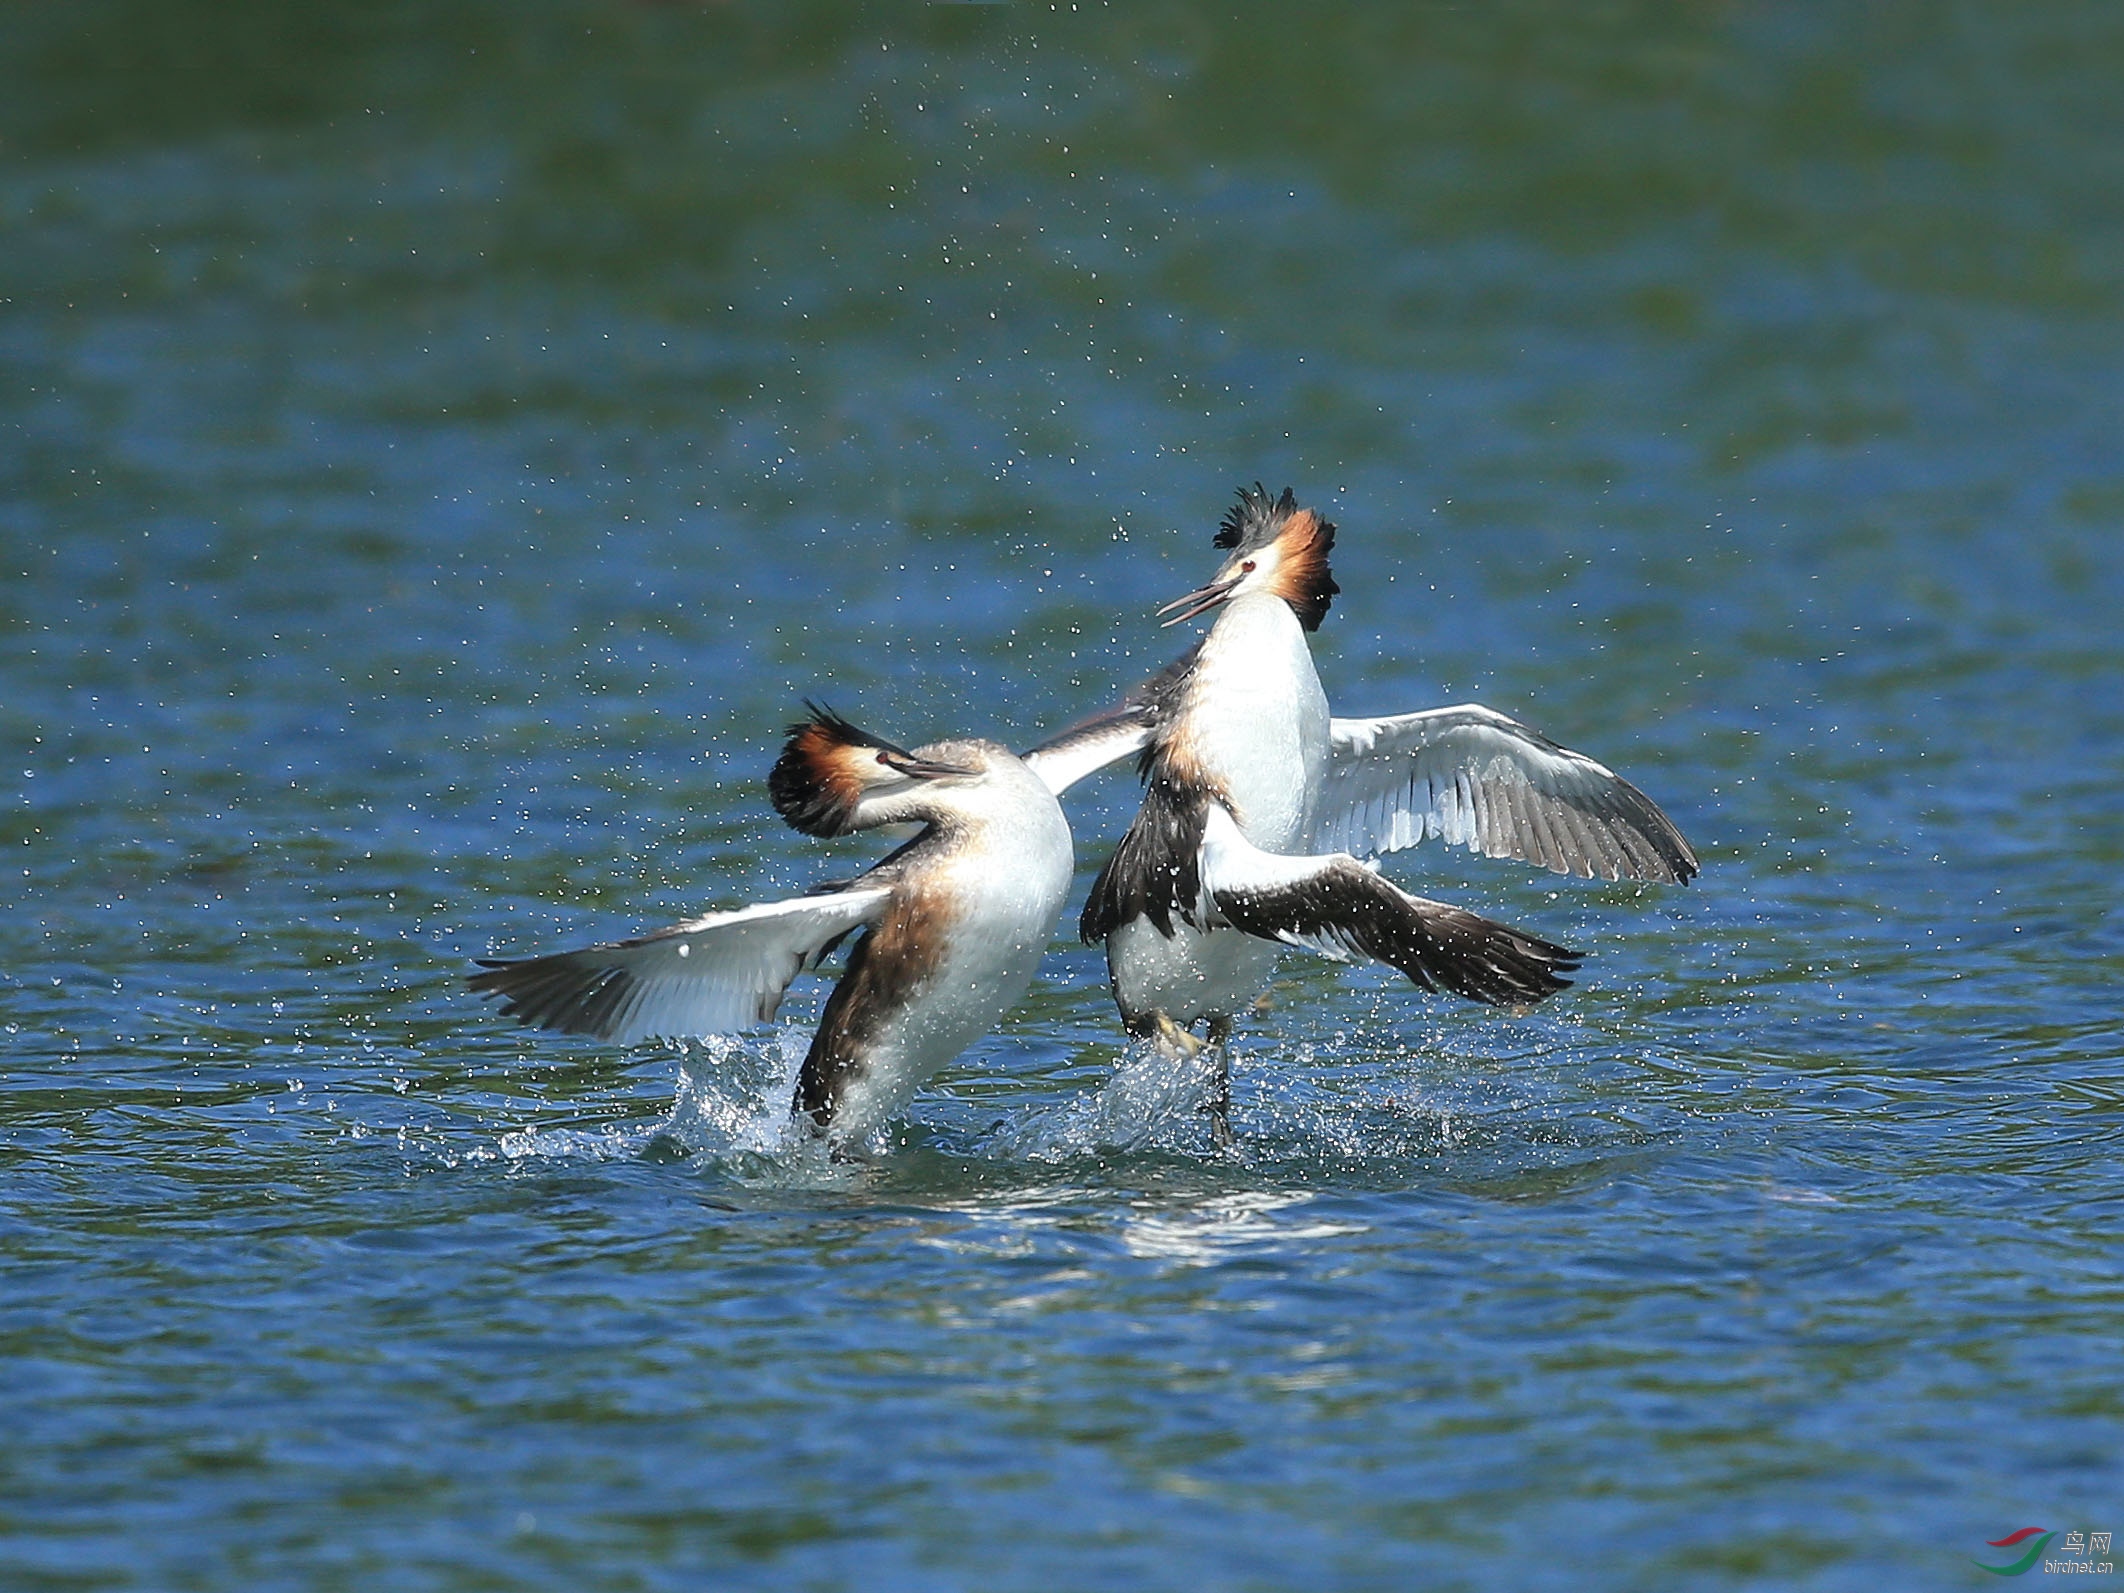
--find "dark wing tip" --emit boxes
[1669,831,1702,885]
[467,950,636,1037]
[1213,862,1581,1009]
[1609,780,1700,885]
[1384,898,1580,1007]
[1463,752,1700,887]
[1418,909,1588,1011]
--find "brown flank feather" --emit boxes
[795,881,948,1127]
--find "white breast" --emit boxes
[824,765,1075,1141]
[1181,594,1330,848]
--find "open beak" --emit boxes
[1155,573,1242,628]
[877,748,976,780]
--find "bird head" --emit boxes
[768,704,980,836]
[1157,483,1338,632]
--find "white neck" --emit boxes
[1179,595,1330,847]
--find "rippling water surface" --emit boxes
[5,5,2122,1588]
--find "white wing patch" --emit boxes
[469,887,892,1044]
[1020,712,1153,795]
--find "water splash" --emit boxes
[972,1037,1234,1162]
[668,1028,811,1155]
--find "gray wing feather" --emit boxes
[469,887,891,1044]
[1314,705,1698,884]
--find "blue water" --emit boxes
[5,4,2122,1587]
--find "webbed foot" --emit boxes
[1147,1010,1205,1060]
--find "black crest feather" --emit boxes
[1214,483,1300,554]
[783,700,876,750]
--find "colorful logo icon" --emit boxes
[1974,1528,2053,1577]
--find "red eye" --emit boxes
[1241,560,1257,573]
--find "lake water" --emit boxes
[4,4,2121,1588]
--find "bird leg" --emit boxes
[1204,1015,1235,1149]
[1133,1012,1235,1148]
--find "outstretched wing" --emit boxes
[468,885,892,1043]
[1313,704,1698,885]
[1020,710,1156,796]
[1197,806,1579,1007]
[1020,644,1201,795]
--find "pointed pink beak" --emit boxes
[877,748,976,780]
[1155,573,1243,627]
